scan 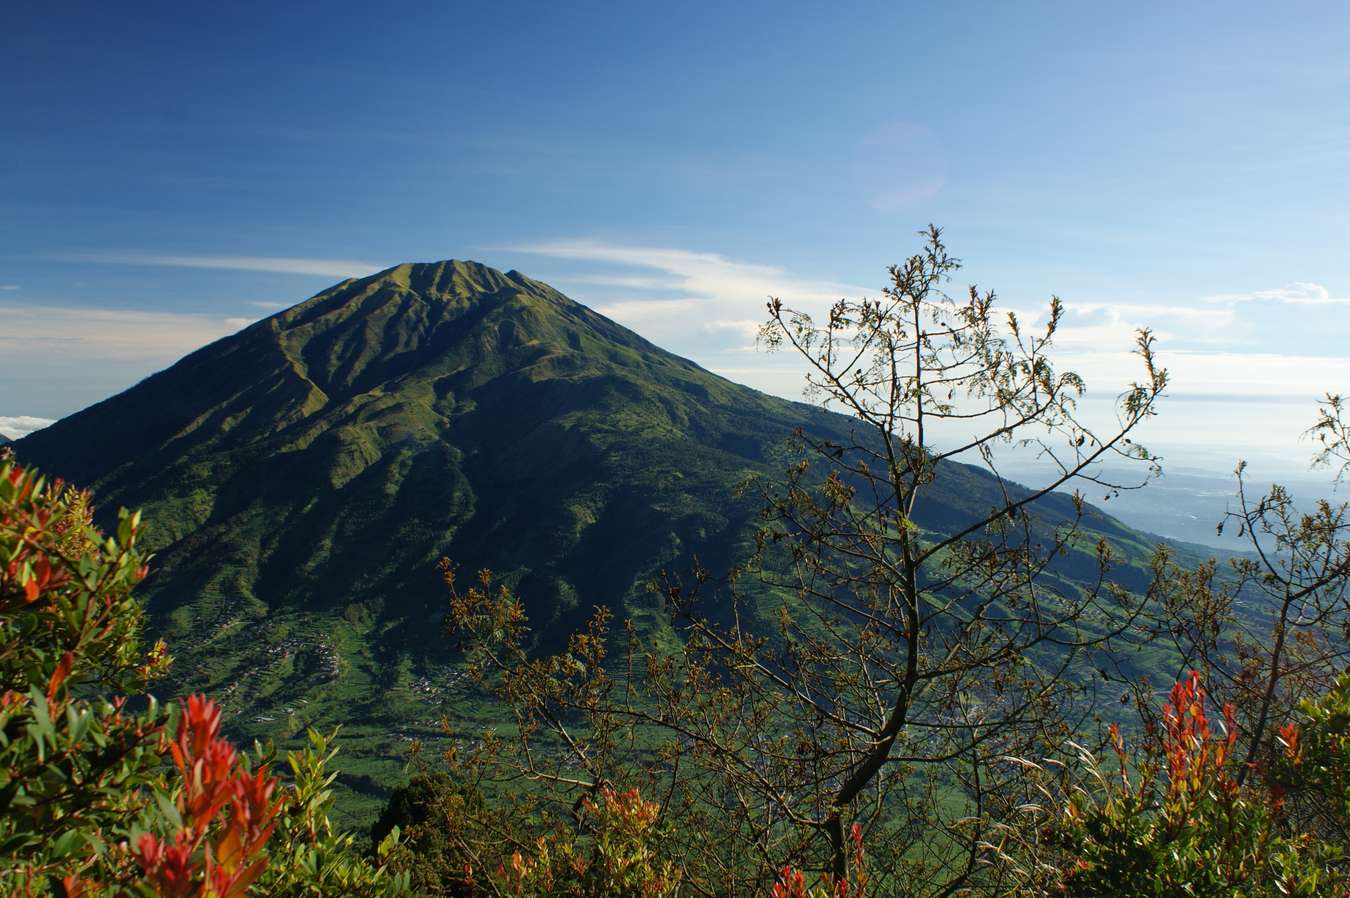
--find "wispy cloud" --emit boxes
[0,301,258,362]
[1202,282,1350,306]
[510,240,864,306]
[564,273,688,291]
[1001,289,1349,404]
[506,239,869,357]
[1050,347,1350,398]
[1006,300,1241,349]
[0,415,55,439]
[0,284,18,291]
[66,254,386,279]
[589,298,706,323]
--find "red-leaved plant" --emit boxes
[1043,672,1347,898]
[131,696,285,898]
[769,822,867,898]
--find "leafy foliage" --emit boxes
[370,773,481,897]
[257,728,409,898]
[0,454,171,890]
[0,451,407,897]
[1028,673,1348,897]
[489,787,679,898]
[1269,671,1350,857]
[122,694,284,898]
[372,774,681,898]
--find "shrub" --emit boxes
[1269,671,1350,862]
[375,776,680,897]
[490,787,679,898]
[0,455,171,891]
[257,727,409,898]
[370,773,484,897]
[1043,672,1348,897]
[0,453,407,896]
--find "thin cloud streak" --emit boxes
[591,298,707,323]
[65,254,386,279]
[1202,282,1350,306]
[505,239,870,361]
[0,301,259,362]
[508,239,867,306]
[563,273,689,291]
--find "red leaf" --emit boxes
[47,651,74,704]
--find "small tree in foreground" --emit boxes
[1145,392,1350,854]
[443,227,1170,894]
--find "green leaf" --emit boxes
[154,789,184,830]
[50,828,86,859]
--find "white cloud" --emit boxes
[247,300,292,310]
[591,298,706,323]
[0,285,18,291]
[507,239,870,358]
[1202,282,1350,306]
[0,302,258,362]
[1004,300,1241,350]
[1051,347,1350,399]
[988,295,1347,407]
[566,273,688,291]
[511,240,864,307]
[704,319,763,339]
[513,238,1343,404]
[0,415,56,439]
[68,254,386,279]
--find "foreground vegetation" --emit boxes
[6,446,1346,896]
[4,233,1347,895]
[0,456,409,896]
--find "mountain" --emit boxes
[13,260,1166,820]
[0,434,10,446]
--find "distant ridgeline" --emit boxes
[13,260,1183,823]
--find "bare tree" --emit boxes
[444,227,1170,895]
[1152,393,1350,803]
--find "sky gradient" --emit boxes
[3,2,1347,475]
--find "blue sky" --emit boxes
[2,1,1348,473]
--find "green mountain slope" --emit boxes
[13,260,1167,820]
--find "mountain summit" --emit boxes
[19,259,832,642]
[14,260,1153,817]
